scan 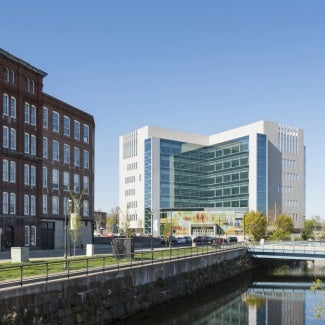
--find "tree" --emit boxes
[302,219,316,240]
[106,207,119,233]
[119,205,132,238]
[274,214,294,233]
[268,214,294,240]
[244,211,267,241]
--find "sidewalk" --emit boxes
[0,244,111,263]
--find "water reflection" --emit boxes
[111,261,325,324]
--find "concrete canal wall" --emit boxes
[0,248,255,324]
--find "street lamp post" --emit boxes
[150,210,153,250]
[64,198,72,268]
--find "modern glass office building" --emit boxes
[119,121,305,237]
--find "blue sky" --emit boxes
[2,1,325,218]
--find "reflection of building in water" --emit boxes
[244,287,305,325]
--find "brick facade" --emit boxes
[0,49,95,250]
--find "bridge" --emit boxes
[246,241,325,260]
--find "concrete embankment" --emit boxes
[0,248,255,324]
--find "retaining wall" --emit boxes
[0,248,255,324]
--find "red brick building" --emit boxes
[0,49,95,250]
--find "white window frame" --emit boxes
[9,161,16,183]
[52,140,59,161]
[42,194,48,214]
[30,105,36,125]
[52,111,59,133]
[3,94,9,116]
[24,194,30,215]
[10,193,16,214]
[10,128,16,150]
[2,192,8,214]
[83,200,89,217]
[24,133,30,153]
[24,102,30,123]
[31,135,36,155]
[31,166,36,186]
[31,225,36,246]
[83,124,89,143]
[83,150,89,169]
[74,120,80,140]
[74,174,80,193]
[64,144,70,164]
[43,137,48,158]
[83,176,89,194]
[42,167,47,188]
[10,96,16,118]
[2,126,8,148]
[64,116,70,136]
[25,225,30,246]
[52,169,59,189]
[24,164,30,185]
[52,196,59,215]
[63,171,70,191]
[2,159,8,182]
[74,147,80,167]
[43,107,48,128]
[31,195,36,216]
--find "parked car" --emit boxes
[228,236,238,243]
[193,236,205,244]
[184,236,192,244]
[167,236,178,245]
[176,237,186,244]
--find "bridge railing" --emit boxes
[0,242,245,290]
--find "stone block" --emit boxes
[11,247,29,263]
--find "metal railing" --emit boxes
[0,242,244,290]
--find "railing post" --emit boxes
[20,265,23,287]
[86,259,89,276]
[46,262,49,282]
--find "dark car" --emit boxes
[193,236,205,244]
[228,236,238,243]
[184,236,192,244]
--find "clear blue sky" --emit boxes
[2,1,325,218]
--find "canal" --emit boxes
[111,261,325,324]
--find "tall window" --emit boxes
[52,111,59,132]
[83,176,89,194]
[64,116,70,136]
[24,102,30,123]
[2,159,8,181]
[24,195,30,215]
[10,96,16,118]
[43,107,48,128]
[2,126,8,148]
[63,171,70,190]
[4,67,9,82]
[24,164,30,185]
[3,94,9,116]
[31,226,36,246]
[52,196,59,214]
[52,169,59,189]
[30,105,36,125]
[74,174,80,193]
[30,135,36,155]
[31,166,36,186]
[83,200,89,217]
[64,144,70,164]
[10,193,16,214]
[52,140,59,161]
[83,124,89,143]
[42,167,47,188]
[42,195,48,214]
[10,128,16,150]
[43,137,48,158]
[9,161,16,183]
[24,225,30,246]
[74,120,80,140]
[74,147,80,166]
[24,133,30,153]
[31,196,36,215]
[83,150,89,169]
[2,192,8,214]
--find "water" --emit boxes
[112,261,325,324]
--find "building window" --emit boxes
[43,107,48,128]
[25,78,35,94]
[43,137,48,158]
[24,164,29,185]
[31,166,36,186]
[52,140,59,161]
[2,126,8,148]
[10,128,16,150]
[2,159,8,182]
[31,226,36,246]
[3,94,9,116]
[52,196,59,214]
[83,176,89,194]
[42,167,47,188]
[74,147,80,167]
[30,105,36,125]
[24,133,30,153]
[74,120,80,140]
[42,195,48,214]
[4,67,9,82]
[10,97,16,118]
[64,116,70,136]
[63,171,70,191]
[74,174,80,193]
[2,192,8,214]
[52,169,59,189]
[5,68,15,84]
[9,161,16,183]
[10,193,16,214]
[83,200,89,217]
[24,226,30,246]
[64,144,70,164]
[31,196,36,216]
[52,111,59,132]
[83,150,89,169]
[24,103,30,123]
[31,135,36,155]
[83,124,89,143]
[24,195,30,215]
